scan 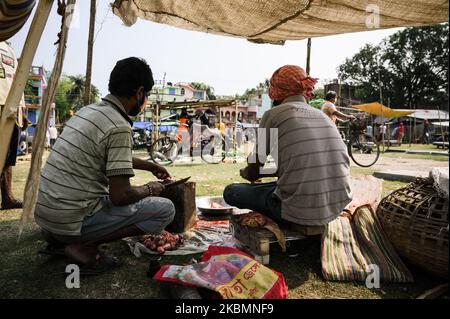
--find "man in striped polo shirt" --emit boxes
[36,57,175,273]
[224,65,352,227]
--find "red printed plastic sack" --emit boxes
[153,246,288,299]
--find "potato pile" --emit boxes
[140,230,184,254]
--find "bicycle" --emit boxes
[147,122,226,165]
[147,133,179,166]
[340,116,381,168]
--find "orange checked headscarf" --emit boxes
[268,65,318,101]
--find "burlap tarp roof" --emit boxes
[111,0,449,44]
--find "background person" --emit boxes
[0,41,28,210]
[321,91,355,124]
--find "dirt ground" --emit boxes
[351,155,448,172]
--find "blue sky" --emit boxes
[8,1,402,97]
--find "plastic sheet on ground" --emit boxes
[430,167,449,198]
[126,220,239,257]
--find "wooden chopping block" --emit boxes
[160,181,197,233]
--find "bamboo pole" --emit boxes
[378,61,385,152]
[83,0,96,105]
[409,101,412,147]
[234,100,238,163]
[0,0,54,174]
[20,0,77,237]
[156,103,159,140]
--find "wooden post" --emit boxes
[20,0,77,237]
[409,101,412,147]
[0,0,54,174]
[234,100,238,163]
[436,104,445,143]
[156,102,159,140]
[83,0,96,105]
[378,61,385,152]
[306,38,311,75]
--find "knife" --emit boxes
[161,176,191,188]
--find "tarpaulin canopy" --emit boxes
[432,121,449,127]
[111,0,449,44]
[352,102,414,118]
[0,0,36,41]
[393,109,449,120]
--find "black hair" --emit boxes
[325,91,337,101]
[273,100,283,106]
[108,57,154,98]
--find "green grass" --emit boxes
[382,152,449,162]
[0,155,447,299]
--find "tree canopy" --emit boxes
[190,82,216,100]
[54,74,100,123]
[338,23,448,110]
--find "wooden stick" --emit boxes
[0,0,54,174]
[416,283,449,299]
[306,38,311,74]
[83,0,96,105]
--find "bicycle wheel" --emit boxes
[348,133,380,167]
[200,134,226,164]
[149,137,179,166]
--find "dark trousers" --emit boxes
[223,182,284,224]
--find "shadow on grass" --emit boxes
[0,217,172,299]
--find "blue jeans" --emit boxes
[223,182,284,223]
[50,196,175,243]
[80,196,175,241]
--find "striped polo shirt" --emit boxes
[260,95,352,225]
[35,94,135,236]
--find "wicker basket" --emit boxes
[349,116,366,132]
[377,177,449,278]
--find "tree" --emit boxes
[238,79,269,100]
[54,75,100,123]
[66,75,100,111]
[54,77,73,123]
[338,44,387,103]
[190,82,216,100]
[338,23,449,109]
[382,23,449,109]
[313,88,324,99]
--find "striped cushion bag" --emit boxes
[321,205,413,283]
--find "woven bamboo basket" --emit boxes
[377,177,449,278]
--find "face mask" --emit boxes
[129,95,145,116]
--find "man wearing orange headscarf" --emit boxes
[224,65,352,227]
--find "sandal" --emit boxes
[1,199,23,210]
[79,252,122,276]
[38,243,66,257]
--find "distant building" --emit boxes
[24,65,53,136]
[144,81,208,121]
[219,99,257,124]
[324,80,359,107]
